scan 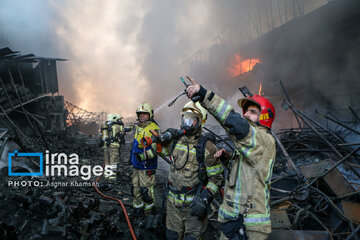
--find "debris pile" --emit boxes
[267,83,360,240]
[0,131,172,240]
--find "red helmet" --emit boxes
[237,95,275,129]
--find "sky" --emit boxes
[0,0,260,123]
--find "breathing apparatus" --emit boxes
[141,129,186,149]
[100,124,109,141]
[101,113,124,146]
[180,101,207,135]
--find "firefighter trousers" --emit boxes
[131,168,156,213]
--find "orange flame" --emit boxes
[258,83,262,95]
[66,119,73,126]
[228,54,260,77]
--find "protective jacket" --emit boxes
[101,123,124,148]
[163,133,223,207]
[198,88,276,234]
[130,121,159,170]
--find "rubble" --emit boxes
[266,82,360,239]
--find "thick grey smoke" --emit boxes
[0,0,262,129]
[2,0,356,133]
[0,0,78,102]
[135,0,261,128]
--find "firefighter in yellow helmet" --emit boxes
[130,102,160,217]
[100,113,125,181]
[157,101,223,239]
[186,76,276,240]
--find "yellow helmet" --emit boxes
[107,113,123,123]
[182,101,207,126]
[136,102,154,119]
[181,101,207,134]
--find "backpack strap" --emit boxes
[195,132,216,184]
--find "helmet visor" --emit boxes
[181,112,200,133]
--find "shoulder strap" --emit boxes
[196,132,216,165]
[196,132,216,183]
[195,135,208,165]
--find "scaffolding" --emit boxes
[64,101,106,126]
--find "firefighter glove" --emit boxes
[165,128,181,138]
[136,149,156,161]
[224,110,250,140]
[140,187,152,203]
[135,153,144,161]
[219,214,247,240]
[190,188,212,219]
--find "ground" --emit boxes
[0,132,220,240]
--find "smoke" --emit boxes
[0,0,262,129]
[0,0,77,100]
[2,0,357,133]
[179,0,360,132]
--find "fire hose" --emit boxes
[93,169,137,240]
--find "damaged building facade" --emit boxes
[0,46,106,160]
[184,0,360,239]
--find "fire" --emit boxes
[258,83,262,95]
[228,54,260,77]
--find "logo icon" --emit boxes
[8,150,43,176]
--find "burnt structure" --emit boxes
[186,0,360,130]
[0,47,67,148]
[0,47,105,154]
[65,101,106,136]
[185,0,360,239]
[236,0,360,128]
[0,0,359,239]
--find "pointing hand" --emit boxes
[186,75,200,98]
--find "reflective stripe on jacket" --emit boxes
[163,133,223,206]
[130,121,159,170]
[200,90,276,234]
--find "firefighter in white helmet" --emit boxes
[100,113,125,181]
[158,101,223,239]
[130,102,160,217]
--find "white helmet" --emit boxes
[107,113,123,123]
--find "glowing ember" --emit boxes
[228,54,260,77]
[66,119,73,126]
[258,83,262,95]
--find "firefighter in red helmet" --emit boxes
[238,94,275,129]
[186,76,276,240]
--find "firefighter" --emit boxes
[100,113,125,181]
[160,101,223,240]
[186,76,276,240]
[130,102,160,216]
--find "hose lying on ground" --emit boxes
[93,173,137,240]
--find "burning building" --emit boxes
[185,0,360,130]
[0,0,359,239]
[184,0,360,239]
